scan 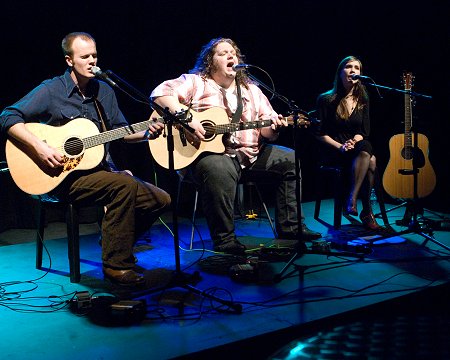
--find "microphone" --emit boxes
[90,66,118,87]
[232,63,251,71]
[351,74,372,81]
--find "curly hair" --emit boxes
[189,37,250,89]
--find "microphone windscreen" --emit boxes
[91,66,101,75]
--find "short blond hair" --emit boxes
[61,32,95,57]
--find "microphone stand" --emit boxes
[100,70,242,313]
[360,78,448,251]
[244,70,363,284]
[358,77,432,99]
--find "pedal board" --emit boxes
[257,246,295,261]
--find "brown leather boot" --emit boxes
[359,211,382,230]
[102,267,145,287]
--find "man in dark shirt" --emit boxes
[0,32,171,286]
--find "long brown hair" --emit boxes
[189,37,250,89]
[326,55,369,120]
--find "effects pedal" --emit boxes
[229,258,273,283]
[110,300,147,322]
[229,263,257,282]
[311,239,331,253]
[70,291,92,312]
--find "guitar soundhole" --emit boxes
[401,146,425,167]
[64,137,84,156]
[201,120,216,141]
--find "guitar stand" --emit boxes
[102,71,242,314]
[394,215,450,252]
[273,242,365,283]
[364,73,447,251]
[374,201,408,219]
[387,130,448,251]
[375,199,446,231]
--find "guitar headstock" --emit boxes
[402,71,414,91]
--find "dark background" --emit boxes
[1,0,448,231]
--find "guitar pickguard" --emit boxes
[62,154,84,172]
[401,146,425,168]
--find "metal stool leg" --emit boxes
[66,204,81,283]
[35,201,45,269]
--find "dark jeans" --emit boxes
[56,170,170,269]
[191,144,304,245]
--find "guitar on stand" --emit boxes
[382,72,436,225]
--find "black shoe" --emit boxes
[301,225,322,240]
[277,226,321,243]
[214,239,247,255]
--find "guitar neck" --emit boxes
[403,72,414,155]
[211,119,274,135]
[210,115,303,135]
[404,92,412,148]
[82,118,163,149]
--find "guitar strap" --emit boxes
[93,97,109,132]
[231,81,243,123]
[93,97,116,170]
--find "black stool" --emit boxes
[314,166,389,229]
[177,170,277,248]
[34,195,100,283]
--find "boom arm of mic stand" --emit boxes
[105,70,195,134]
[362,80,432,100]
[247,73,303,113]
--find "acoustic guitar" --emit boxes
[148,106,309,170]
[6,116,166,195]
[382,72,436,199]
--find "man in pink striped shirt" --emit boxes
[151,37,321,254]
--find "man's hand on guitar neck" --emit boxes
[261,114,287,141]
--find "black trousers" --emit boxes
[191,144,304,245]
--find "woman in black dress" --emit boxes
[316,55,381,230]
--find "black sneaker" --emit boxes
[214,240,247,255]
[277,226,322,242]
[301,225,322,240]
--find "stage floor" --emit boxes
[0,199,449,359]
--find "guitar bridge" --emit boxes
[398,169,419,175]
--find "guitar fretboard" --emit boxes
[202,116,300,136]
[82,118,163,149]
[403,73,414,160]
[204,119,273,136]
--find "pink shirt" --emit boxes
[151,74,278,167]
